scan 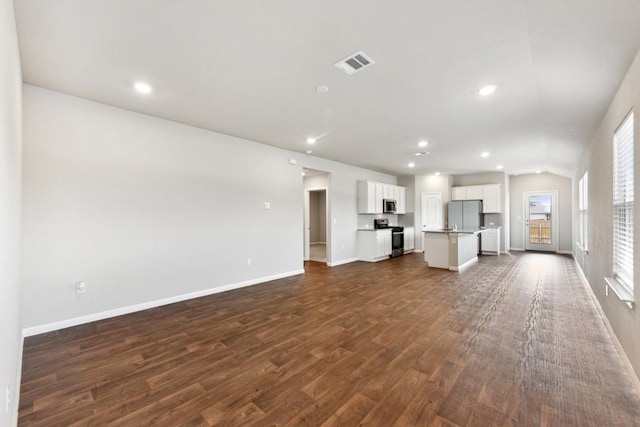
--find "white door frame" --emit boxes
[304,187,328,262]
[523,190,558,252]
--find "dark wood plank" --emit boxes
[18,252,640,426]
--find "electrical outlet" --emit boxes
[247,258,252,266]
[76,281,86,294]
[5,386,10,413]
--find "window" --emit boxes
[613,111,634,292]
[578,172,588,252]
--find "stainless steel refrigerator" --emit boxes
[448,200,483,230]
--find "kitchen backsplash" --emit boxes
[483,213,502,226]
[398,212,414,227]
[357,214,398,229]
[357,212,415,229]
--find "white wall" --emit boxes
[303,173,329,190]
[22,85,396,331]
[317,191,326,242]
[509,173,572,252]
[0,0,23,423]
[574,48,640,376]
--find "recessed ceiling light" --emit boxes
[133,82,153,94]
[481,152,490,158]
[315,85,329,93]
[415,151,430,156]
[306,150,313,154]
[536,170,542,174]
[306,138,316,144]
[408,162,415,168]
[435,172,441,176]
[496,165,504,170]
[418,140,429,148]
[478,85,497,96]
[301,172,306,176]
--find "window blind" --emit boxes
[613,112,634,290]
[579,172,588,251]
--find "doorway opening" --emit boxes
[307,189,327,262]
[524,190,558,252]
[303,169,330,264]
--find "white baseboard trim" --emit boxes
[450,256,478,272]
[557,250,573,255]
[510,247,525,252]
[310,241,326,245]
[22,269,305,337]
[327,257,359,267]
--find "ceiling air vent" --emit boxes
[334,51,375,75]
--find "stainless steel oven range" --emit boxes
[373,218,404,258]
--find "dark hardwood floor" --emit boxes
[18,252,640,426]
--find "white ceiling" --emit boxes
[14,0,640,178]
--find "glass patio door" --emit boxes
[524,191,558,252]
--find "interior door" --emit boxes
[421,192,443,230]
[524,191,558,252]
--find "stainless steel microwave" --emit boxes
[383,199,397,213]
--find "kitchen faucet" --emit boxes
[445,221,457,231]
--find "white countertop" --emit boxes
[423,228,488,235]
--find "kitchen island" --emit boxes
[423,229,487,271]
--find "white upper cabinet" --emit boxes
[482,184,501,213]
[451,184,501,213]
[357,181,407,214]
[390,185,399,203]
[451,185,483,201]
[375,183,384,212]
[382,184,390,199]
[396,186,406,214]
[466,185,484,200]
[451,186,467,201]
[358,181,380,213]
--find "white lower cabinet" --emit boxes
[481,227,501,254]
[404,227,415,252]
[357,229,392,262]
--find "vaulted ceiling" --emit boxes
[14,0,640,177]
